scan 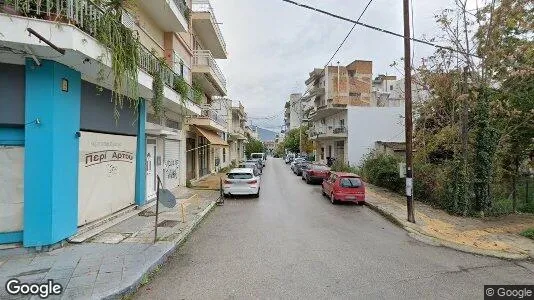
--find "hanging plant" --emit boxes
[90,0,140,119]
[192,80,204,104]
[152,69,164,117]
[173,75,189,100]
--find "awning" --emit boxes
[193,126,229,147]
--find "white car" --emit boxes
[223,168,261,198]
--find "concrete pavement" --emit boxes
[133,158,534,299]
[0,188,219,300]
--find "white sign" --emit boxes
[0,146,24,232]
[399,162,406,178]
[78,132,136,226]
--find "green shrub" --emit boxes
[360,153,404,193]
[173,75,189,100]
[330,160,359,174]
[520,228,534,240]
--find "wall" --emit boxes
[346,107,405,166]
[0,63,25,125]
[78,132,137,226]
[81,81,138,136]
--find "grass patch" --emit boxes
[520,228,534,240]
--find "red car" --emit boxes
[321,172,365,205]
[302,164,330,184]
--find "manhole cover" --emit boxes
[158,220,179,228]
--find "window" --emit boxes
[227,173,253,179]
[348,70,355,77]
[166,119,182,130]
[223,148,226,162]
[349,92,360,97]
[339,119,345,127]
[390,85,394,91]
[321,147,325,160]
[339,177,362,188]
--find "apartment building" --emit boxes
[228,102,247,163]
[0,0,208,247]
[289,93,304,130]
[371,74,430,108]
[306,60,373,164]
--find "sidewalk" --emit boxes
[191,173,225,190]
[0,187,219,300]
[365,185,534,260]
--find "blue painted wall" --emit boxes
[135,99,146,206]
[23,59,81,247]
[0,231,23,244]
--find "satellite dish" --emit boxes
[158,188,177,208]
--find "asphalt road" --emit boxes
[134,158,534,299]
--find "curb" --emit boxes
[364,201,530,261]
[102,201,217,300]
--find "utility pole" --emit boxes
[403,0,415,223]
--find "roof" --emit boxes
[376,141,406,151]
[331,172,361,178]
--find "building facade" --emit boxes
[0,0,201,247]
[306,60,373,164]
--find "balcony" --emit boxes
[0,0,201,116]
[186,109,227,132]
[137,0,189,33]
[191,0,227,59]
[309,125,347,140]
[192,50,227,97]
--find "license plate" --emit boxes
[346,196,356,200]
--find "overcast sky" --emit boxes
[210,0,463,132]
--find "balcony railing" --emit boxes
[172,0,190,20]
[193,50,227,89]
[191,0,226,51]
[3,0,200,110]
[200,109,228,128]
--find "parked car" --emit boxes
[285,153,295,164]
[251,153,266,166]
[293,161,311,176]
[290,157,306,170]
[223,168,261,198]
[302,164,331,184]
[245,159,263,172]
[238,161,262,176]
[321,172,365,205]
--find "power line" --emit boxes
[297,0,375,100]
[280,0,480,58]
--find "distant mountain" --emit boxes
[250,125,277,142]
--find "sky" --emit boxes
[210,0,468,132]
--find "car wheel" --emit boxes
[306,176,311,184]
[223,193,229,198]
[321,187,327,197]
[330,193,337,205]
[254,189,260,198]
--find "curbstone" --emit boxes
[364,201,531,260]
[101,201,217,300]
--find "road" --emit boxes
[134,158,534,299]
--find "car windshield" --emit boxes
[227,173,253,179]
[251,154,263,159]
[312,165,329,171]
[339,177,362,188]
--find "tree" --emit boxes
[245,138,264,158]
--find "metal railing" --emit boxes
[3,0,200,110]
[172,0,189,20]
[193,50,227,89]
[191,0,226,52]
[199,109,228,128]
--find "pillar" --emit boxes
[135,99,147,206]
[23,59,81,247]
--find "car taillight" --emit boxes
[224,180,231,184]
[248,180,257,184]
